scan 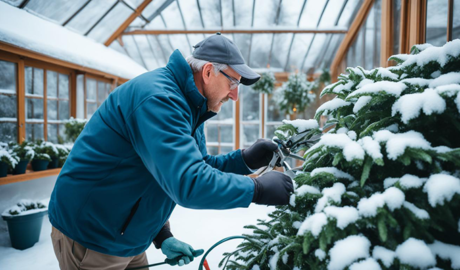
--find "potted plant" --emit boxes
[0,147,18,177]
[1,199,48,250]
[64,117,87,143]
[56,144,71,168]
[39,141,59,169]
[10,141,35,175]
[31,142,51,171]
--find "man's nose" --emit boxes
[228,86,239,101]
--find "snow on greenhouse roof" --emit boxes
[0,1,147,79]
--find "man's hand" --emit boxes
[161,237,204,266]
[242,139,278,169]
[252,171,294,205]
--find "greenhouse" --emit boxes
[0,0,459,269]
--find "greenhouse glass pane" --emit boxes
[267,92,285,122]
[250,34,271,68]
[337,0,360,27]
[47,71,57,98]
[318,0,347,27]
[47,124,58,143]
[207,146,219,156]
[156,35,175,58]
[3,0,23,7]
[393,0,401,54]
[233,0,253,27]
[221,0,234,28]
[109,40,128,56]
[454,0,460,40]
[58,123,66,142]
[87,103,97,118]
[221,125,233,143]
[77,74,84,119]
[161,1,185,29]
[278,0,305,27]
[233,34,251,61]
[302,34,327,72]
[135,35,159,70]
[324,34,345,68]
[26,123,44,141]
[25,0,89,24]
[142,0,170,18]
[265,124,280,139]
[25,67,44,96]
[286,34,313,72]
[59,74,69,99]
[26,98,44,119]
[87,79,97,101]
[0,94,17,118]
[270,33,292,69]
[0,122,17,142]
[47,100,57,120]
[199,0,222,27]
[298,0,327,28]
[88,2,133,43]
[221,146,233,154]
[177,0,202,28]
[206,124,218,143]
[426,0,448,46]
[253,0,279,27]
[126,0,144,8]
[66,0,117,34]
[97,81,106,104]
[241,85,259,121]
[144,16,166,30]
[0,60,16,92]
[123,36,146,68]
[242,124,259,147]
[169,34,192,56]
[59,100,69,120]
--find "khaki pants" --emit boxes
[51,226,149,270]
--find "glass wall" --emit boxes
[240,85,261,149]
[85,77,112,119]
[204,100,234,155]
[0,60,17,142]
[426,0,449,46]
[25,66,45,141]
[46,71,70,143]
[265,89,285,139]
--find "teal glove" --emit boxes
[161,237,204,266]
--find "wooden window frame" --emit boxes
[83,73,115,119]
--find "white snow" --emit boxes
[403,201,430,219]
[401,78,432,87]
[392,88,446,124]
[356,79,374,89]
[308,133,365,162]
[372,246,395,268]
[347,131,357,140]
[428,241,460,268]
[457,92,460,114]
[295,184,321,196]
[322,80,355,95]
[395,238,436,269]
[323,206,359,229]
[374,67,399,80]
[348,258,382,270]
[400,39,460,68]
[328,235,371,270]
[317,98,351,114]
[315,183,346,213]
[296,212,327,237]
[282,119,319,133]
[348,81,407,98]
[436,84,460,97]
[315,249,326,261]
[0,2,147,80]
[358,187,405,217]
[310,167,355,181]
[373,130,431,160]
[353,96,373,113]
[423,174,460,207]
[383,177,399,188]
[428,72,460,88]
[269,251,280,269]
[337,127,348,134]
[282,253,288,264]
[399,174,427,189]
[358,137,383,161]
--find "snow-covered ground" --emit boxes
[0,204,275,270]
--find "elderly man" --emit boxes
[48,33,293,269]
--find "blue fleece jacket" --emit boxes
[48,50,255,257]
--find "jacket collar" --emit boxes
[166,50,210,117]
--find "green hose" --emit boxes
[198,236,248,270]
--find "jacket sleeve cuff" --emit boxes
[153,221,173,249]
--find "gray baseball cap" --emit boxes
[192,32,261,86]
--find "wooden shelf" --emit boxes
[0,169,61,186]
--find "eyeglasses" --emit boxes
[219,70,240,90]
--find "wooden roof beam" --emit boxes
[122,28,348,35]
[104,0,153,46]
[330,0,375,83]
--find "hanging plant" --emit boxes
[251,72,276,94]
[275,73,317,114]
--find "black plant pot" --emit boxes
[31,160,49,171]
[0,161,8,177]
[2,210,47,250]
[13,159,30,175]
[47,156,59,169]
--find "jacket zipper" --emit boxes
[121,197,141,235]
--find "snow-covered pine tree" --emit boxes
[222,39,460,269]
[275,73,317,115]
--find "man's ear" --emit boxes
[202,63,214,85]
